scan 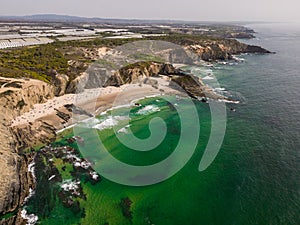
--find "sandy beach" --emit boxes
[10,76,185,130]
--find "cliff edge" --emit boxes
[0,78,55,224]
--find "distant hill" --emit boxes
[0,14,186,24]
[0,14,257,25]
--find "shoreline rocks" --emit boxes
[105,61,229,101]
[185,39,272,62]
[0,79,55,224]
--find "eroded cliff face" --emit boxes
[104,62,225,100]
[61,40,272,95]
[104,62,184,87]
[52,74,69,97]
[0,78,55,224]
[185,39,271,61]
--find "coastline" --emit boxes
[2,15,296,225]
[2,59,246,224]
[9,77,186,225]
[10,77,185,133]
[0,27,274,224]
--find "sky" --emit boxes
[1,0,300,22]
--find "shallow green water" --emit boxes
[76,97,213,225]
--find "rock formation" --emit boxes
[104,62,184,86]
[184,39,271,61]
[52,73,69,96]
[104,61,226,100]
[0,78,55,224]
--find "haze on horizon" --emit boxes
[1,0,300,22]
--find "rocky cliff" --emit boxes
[104,61,225,100]
[104,62,183,86]
[185,39,271,61]
[0,78,55,224]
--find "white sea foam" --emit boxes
[48,175,56,181]
[205,69,213,73]
[86,117,100,125]
[90,171,99,180]
[21,160,39,224]
[136,105,160,115]
[204,63,214,67]
[23,161,36,210]
[214,88,226,91]
[130,94,161,105]
[232,55,245,62]
[109,103,134,111]
[56,123,77,133]
[117,124,131,134]
[215,67,222,71]
[21,209,38,225]
[217,99,240,104]
[218,61,228,65]
[24,188,35,203]
[202,76,214,80]
[117,127,128,134]
[28,161,36,180]
[93,115,129,131]
[79,117,101,128]
[61,180,80,193]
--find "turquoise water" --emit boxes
[27,23,300,224]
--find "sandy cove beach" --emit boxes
[10,86,120,127]
[10,76,185,130]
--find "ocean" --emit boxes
[26,23,300,225]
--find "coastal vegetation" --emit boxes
[0,45,68,82]
[0,33,269,86]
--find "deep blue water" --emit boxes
[209,22,300,224]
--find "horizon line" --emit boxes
[0,13,288,24]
